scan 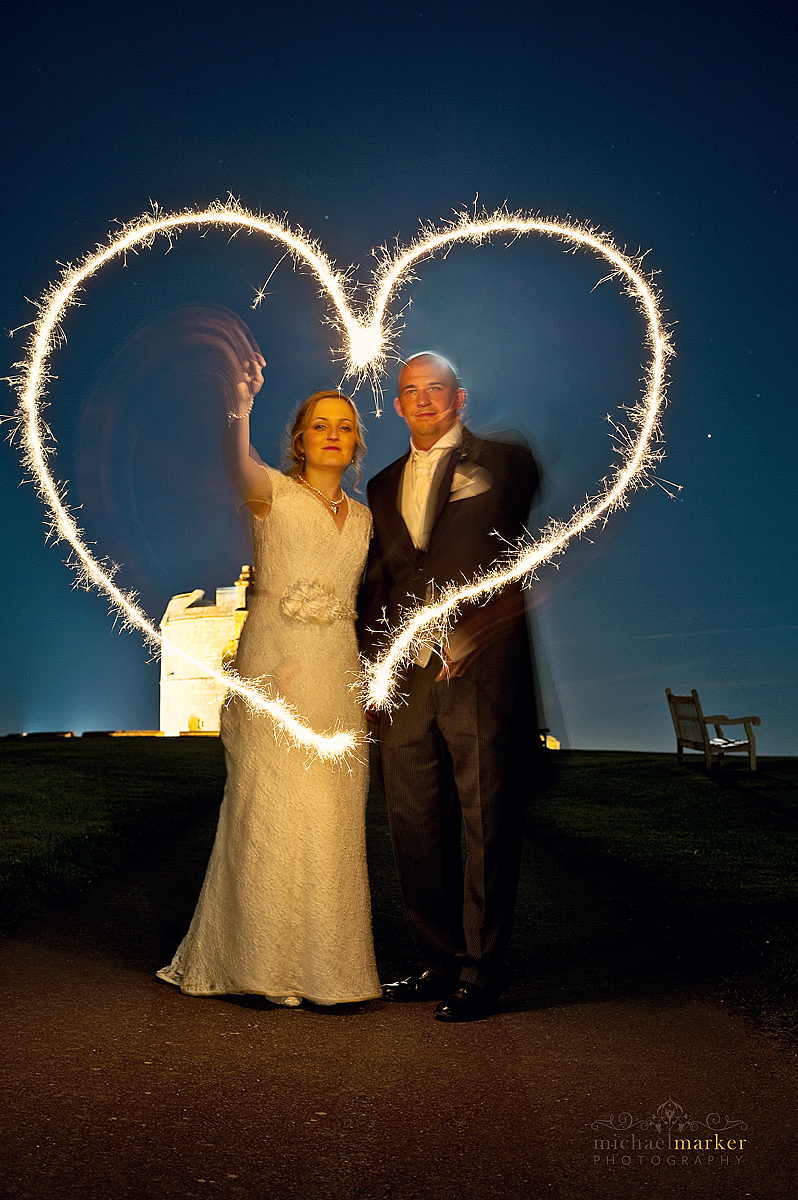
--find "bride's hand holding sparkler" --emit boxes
[227,352,266,424]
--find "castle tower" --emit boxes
[159,567,250,736]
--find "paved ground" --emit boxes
[2,785,797,1200]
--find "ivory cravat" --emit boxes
[402,422,463,551]
[406,448,435,549]
[400,423,463,665]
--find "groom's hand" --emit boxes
[435,644,475,681]
[434,590,527,682]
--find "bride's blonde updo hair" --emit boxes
[285,390,367,485]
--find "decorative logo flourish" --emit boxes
[593,1097,748,1138]
[11,199,672,757]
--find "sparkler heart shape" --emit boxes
[14,200,671,757]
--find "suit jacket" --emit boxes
[357,426,540,680]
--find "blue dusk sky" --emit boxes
[1,0,795,753]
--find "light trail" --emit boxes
[11,199,672,751]
[360,210,672,708]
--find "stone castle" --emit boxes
[159,567,250,737]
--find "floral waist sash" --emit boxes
[276,579,356,624]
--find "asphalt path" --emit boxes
[2,778,796,1200]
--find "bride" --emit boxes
[158,348,381,1007]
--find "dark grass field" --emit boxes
[0,737,226,938]
[526,750,798,1042]
[2,737,797,1042]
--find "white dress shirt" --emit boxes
[400,421,463,551]
[399,422,463,667]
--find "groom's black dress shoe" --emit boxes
[382,970,453,1002]
[434,983,496,1023]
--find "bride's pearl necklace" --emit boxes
[299,475,346,515]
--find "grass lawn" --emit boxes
[2,738,797,1043]
[528,750,798,1043]
[0,737,225,937]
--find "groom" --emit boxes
[357,353,541,1022]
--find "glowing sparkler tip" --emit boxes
[348,326,383,370]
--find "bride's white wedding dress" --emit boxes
[157,467,381,1004]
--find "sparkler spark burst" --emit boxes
[11,198,672,755]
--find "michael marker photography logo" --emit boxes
[591,1097,749,1169]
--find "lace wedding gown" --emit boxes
[157,468,381,1004]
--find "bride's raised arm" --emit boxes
[221,354,272,516]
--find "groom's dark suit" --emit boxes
[357,424,540,992]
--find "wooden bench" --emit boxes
[666,688,761,771]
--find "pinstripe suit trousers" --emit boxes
[379,653,527,991]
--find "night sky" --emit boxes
[1,0,795,753]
